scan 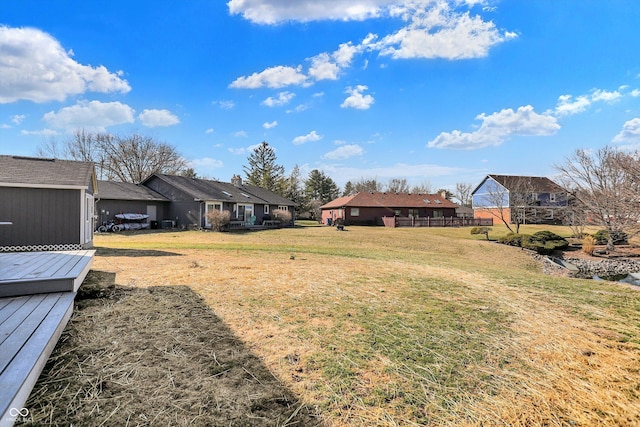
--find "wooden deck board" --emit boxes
[0,251,94,298]
[0,292,76,427]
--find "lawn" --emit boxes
[23,223,640,426]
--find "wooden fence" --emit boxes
[382,216,493,228]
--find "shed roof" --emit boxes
[97,180,169,202]
[0,155,95,189]
[144,174,297,206]
[321,192,458,209]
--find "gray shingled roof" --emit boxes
[486,175,566,193]
[0,155,95,188]
[146,174,297,206]
[97,180,169,201]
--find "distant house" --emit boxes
[96,180,170,227]
[0,155,97,251]
[320,192,458,226]
[141,174,297,229]
[472,174,569,224]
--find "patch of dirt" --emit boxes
[23,271,324,426]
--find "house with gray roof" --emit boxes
[0,155,97,251]
[141,173,297,229]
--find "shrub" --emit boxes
[470,227,491,240]
[582,235,596,256]
[498,232,528,247]
[205,209,230,232]
[272,208,292,226]
[592,230,628,245]
[521,230,569,255]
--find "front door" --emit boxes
[146,205,157,221]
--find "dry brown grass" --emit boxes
[22,225,640,426]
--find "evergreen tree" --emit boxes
[304,169,340,221]
[305,169,340,204]
[282,165,306,216]
[243,141,285,192]
[342,180,355,196]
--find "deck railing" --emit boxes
[383,216,493,228]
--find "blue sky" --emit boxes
[2,0,640,191]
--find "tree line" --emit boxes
[37,131,638,243]
[39,133,473,220]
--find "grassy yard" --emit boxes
[24,223,640,426]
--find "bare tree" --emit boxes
[410,180,433,194]
[352,177,384,193]
[37,129,187,182]
[386,178,411,193]
[453,182,474,207]
[555,146,640,251]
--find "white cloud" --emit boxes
[43,100,135,131]
[322,144,364,160]
[261,91,295,107]
[613,118,640,144]
[591,89,622,103]
[308,53,341,81]
[0,26,130,103]
[631,89,640,97]
[293,130,322,145]
[229,65,308,89]
[138,109,180,127]
[213,100,236,109]
[189,157,224,171]
[308,42,360,81]
[553,94,591,116]
[227,0,392,24]
[234,130,248,138]
[20,128,59,136]
[341,85,374,109]
[428,105,560,149]
[228,2,514,90]
[263,120,278,129]
[11,114,26,125]
[228,143,262,155]
[553,87,624,117]
[205,128,215,134]
[371,2,514,60]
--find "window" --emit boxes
[408,209,419,218]
[394,209,401,216]
[549,193,556,202]
[278,205,289,211]
[264,205,270,214]
[351,207,360,217]
[433,210,444,218]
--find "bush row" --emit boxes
[498,230,569,255]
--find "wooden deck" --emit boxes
[0,250,94,298]
[0,250,94,426]
[0,292,76,426]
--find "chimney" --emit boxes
[440,190,447,199]
[231,174,242,186]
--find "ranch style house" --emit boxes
[97,173,297,230]
[320,192,459,226]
